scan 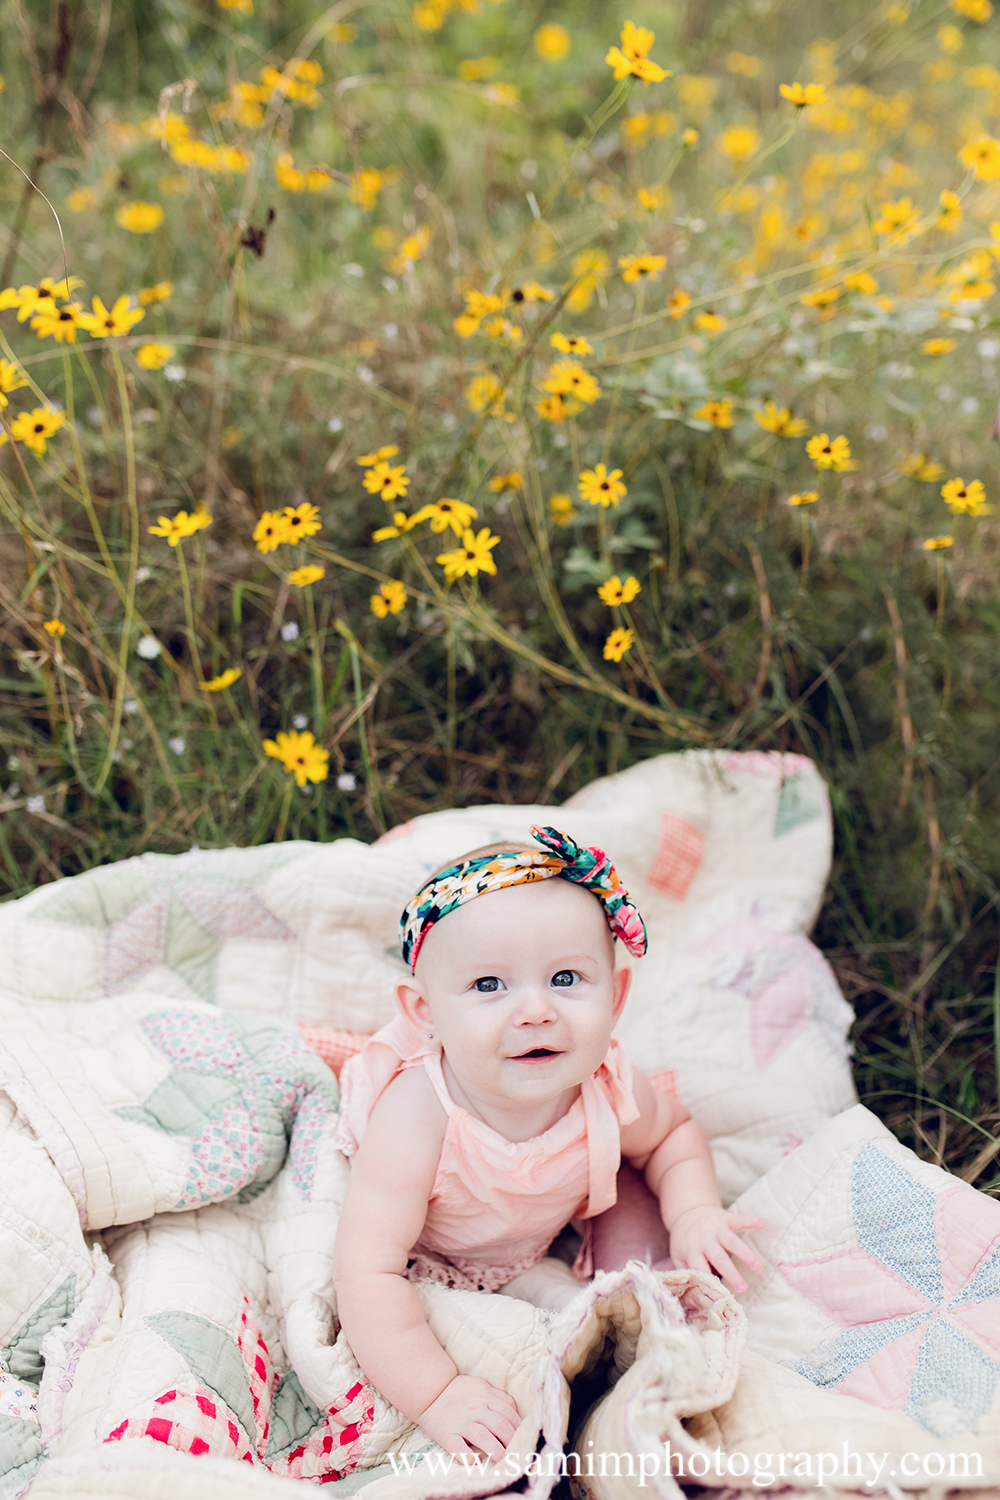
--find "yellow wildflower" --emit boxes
[509,282,552,305]
[597,576,641,606]
[535,393,578,423]
[755,401,808,436]
[550,493,576,526]
[951,0,992,17]
[488,473,522,493]
[436,526,500,580]
[9,407,64,455]
[605,21,669,85]
[941,477,988,513]
[937,191,962,232]
[551,332,594,356]
[534,23,570,61]
[787,492,819,506]
[566,250,610,314]
[872,197,921,239]
[922,536,954,550]
[288,565,325,588]
[136,343,175,370]
[84,295,145,338]
[0,358,28,407]
[275,154,307,192]
[370,580,407,617]
[579,465,626,508]
[253,511,293,552]
[682,127,700,146]
[419,499,478,534]
[262,729,329,787]
[218,0,253,12]
[148,509,204,546]
[693,399,734,428]
[806,433,852,471]
[603,627,635,662]
[619,253,666,283]
[43,618,66,636]
[544,361,602,405]
[666,288,691,318]
[801,285,841,308]
[637,187,665,212]
[923,338,956,356]
[29,304,88,344]
[693,310,725,334]
[727,52,761,77]
[779,82,827,107]
[114,201,164,233]
[363,463,410,502]
[720,126,761,164]
[458,57,497,81]
[958,137,1000,180]
[356,445,400,466]
[844,271,878,295]
[199,668,243,691]
[138,281,174,305]
[898,454,944,482]
[389,226,432,273]
[465,373,508,415]
[373,511,420,541]
[2,276,78,321]
[283,502,322,540]
[68,187,98,212]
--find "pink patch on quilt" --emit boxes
[174,882,295,941]
[836,1323,928,1408]
[723,751,814,778]
[374,818,417,846]
[645,811,704,900]
[104,889,171,992]
[779,1246,931,1328]
[752,961,811,1068]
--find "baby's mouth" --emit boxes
[512,1047,561,1060]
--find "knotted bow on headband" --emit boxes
[399,825,648,971]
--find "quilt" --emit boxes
[0,749,996,1498]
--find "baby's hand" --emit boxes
[417,1374,520,1461]
[667,1206,766,1294]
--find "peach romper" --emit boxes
[335,1015,640,1292]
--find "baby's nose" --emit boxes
[513,988,558,1023]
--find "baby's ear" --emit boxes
[396,977,432,1030]
[611,963,632,1022]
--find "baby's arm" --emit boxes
[619,1070,765,1293]
[333,1068,519,1459]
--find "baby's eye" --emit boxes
[474,976,502,993]
[551,970,580,988]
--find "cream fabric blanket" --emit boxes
[1,750,997,1499]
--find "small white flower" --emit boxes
[123,699,138,715]
[87,406,103,427]
[26,795,45,814]
[384,323,398,339]
[344,262,364,278]
[163,364,187,383]
[6,783,20,798]
[356,365,375,385]
[327,416,344,433]
[381,276,398,292]
[137,635,162,659]
[168,736,185,755]
[536,457,548,471]
[281,621,300,642]
[441,412,457,431]
[110,749,123,763]
[135,566,151,583]
[7,756,20,771]
[864,424,888,443]
[520,158,538,180]
[936,384,954,402]
[960,396,980,415]
[337,772,356,791]
[292,714,308,729]
[978,338,1000,360]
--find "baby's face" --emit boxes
[405,878,628,1109]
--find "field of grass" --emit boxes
[1,0,999,1183]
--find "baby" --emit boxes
[332,826,764,1461]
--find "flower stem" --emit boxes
[274,775,293,843]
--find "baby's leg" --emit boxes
[497,1257,582,1312]
[590,1162,673,1273]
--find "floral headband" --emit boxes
[399,824,648,971]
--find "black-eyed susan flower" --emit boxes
[288,565,325,588]
[363,462,410,501]
[436,527,500,581]
[922,536,954,550]
[535,393,579,423]
[779,82,827,107]
[898,454,944,482]
[693,309,725,334]
[923,338,956,356]
[283,502,323,539]
[415,499,477,535]
[373,511,420,541]
[565,250,610,314]
[806,433,852,471]
[693,399,735,428]
[136,343,175,370]
[9,407,65,455]
[958,136,1000,180]
[43,618,66,636]
[148,508,206,546]
[83,294,146,338]
[29,304,88,344]
[579,465,626,508]
[619,253,666,284]
[941,477,988,513]
[550,332,594,356]
[637,187,665,212]
[872,197,921,239]
[508,282,552,305]
[550,494,576,526]
[263,729,329,787]
[3,276,81,321]
[597,576,641,606]
[800,285,841,309]
[370,580,407,616]
[666,288,691,319]
[199,667,242,691]
[603,627,635,662]
[253,511,293,552]
[755,401,809,437]
[465,373,509,417]
[844,272,878,295]
[0,358,27,407]
[937,190,962,231]
[952,0,992,18]
[115,201,164,233]
[488,473,522,493]
[356,444,399,467]
[787,492,819,506]
[605,22,670,85]
[138,281,174,305]
[544,361,602,405]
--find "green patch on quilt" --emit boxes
[114,1071,243,1136]
[773,772,825,838]
[265,1371,326,1461]
[0,1414,43,1497]
[144,1311,255,1441]
[1,1277,76,1385]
